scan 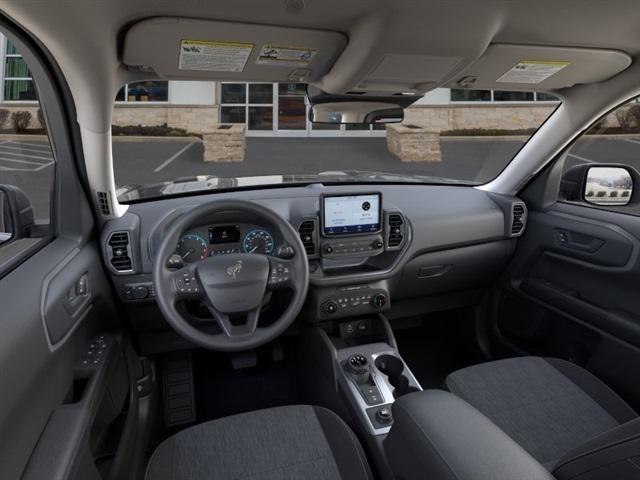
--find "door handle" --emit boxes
[555,229,604,253]
[64,272,90,316]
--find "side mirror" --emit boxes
[584,166,633,206]
[0,185,35,245]
[560,164,636,207]
[306,85,422,125]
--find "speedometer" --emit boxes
[175,234,208,262]
[243,229,274,255]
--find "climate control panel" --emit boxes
[317,284,390,320]
[320,234,385,258]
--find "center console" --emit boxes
[297,192,409,322]
[303,313,422,479]
[338,344,422,435]
[301,193,419,437]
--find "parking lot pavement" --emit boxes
[113,137,527,187]
[6,136,640,222]
[0,139,54,221]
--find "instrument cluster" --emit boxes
[174,224,277,263]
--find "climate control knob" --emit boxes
[371,294,387,309]
[373,239,384,249]
[324,301,338,314]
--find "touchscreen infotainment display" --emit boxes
[322,194,381,235]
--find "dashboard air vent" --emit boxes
[387,213,405,249]
[298,220,317,256]
[97,191,111,216]
[108,231,133,272]
[510,203,527,237]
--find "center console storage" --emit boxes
[384,390,554,480]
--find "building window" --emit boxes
[4,40,36,101]
[451,89,491,102]
[115,81,169,102]
[220,82,274,131]
[493,90,534,102]
[450,89,558,103]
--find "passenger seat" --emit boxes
[446,357,640,477]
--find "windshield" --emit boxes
[112,82,559,202]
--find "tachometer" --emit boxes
[175,234,208,262]
[243,229,274,255]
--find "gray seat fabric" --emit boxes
[446,357,638,470]
[145,405,372,480]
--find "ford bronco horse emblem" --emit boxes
[226,260,243,279]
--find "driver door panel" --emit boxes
[0,238,126,479]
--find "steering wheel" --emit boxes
[152,200,309,351]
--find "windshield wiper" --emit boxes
[315,170,475,185]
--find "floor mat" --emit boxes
[394,309,487,389]
[192,340,302,422]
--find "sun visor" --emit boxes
[446,44,631,91]
[122,17,347,83]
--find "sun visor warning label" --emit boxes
[497,60,570,84]
[179,40,254,72]
[256,45,317,67]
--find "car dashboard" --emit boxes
[100,183,526,354]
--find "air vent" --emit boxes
[298,220,317,256]
[510,203,527,237]
[387,213,405,249]
[97,191,111,216]
[108,231,133,272]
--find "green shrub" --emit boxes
[12,111,32,132]
[596,191,607,197]
[586,190,594,197]
[615,109,631,129]
[610,190,618,197]
[627,105,640,126]
[111,123,202,139]
[37,108,45,128]
[440,128,536,137]
[622,190,630,197]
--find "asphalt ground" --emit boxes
[112,137,525,187]
[4,135,640,222]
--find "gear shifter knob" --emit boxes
[345,354,370,384]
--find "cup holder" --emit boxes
[374,354,419,399]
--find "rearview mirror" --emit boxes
[306,85,422,125]
[584,166,633,206]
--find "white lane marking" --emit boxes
[0,149,53,161]
[0,156,45,166]
[0,144,53,157]
[153,142,195,173]
[623,138,640,146]
[0,161,53,171]
[567,153,597,164]
[6,140,51,150]
[34,161,54,171]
